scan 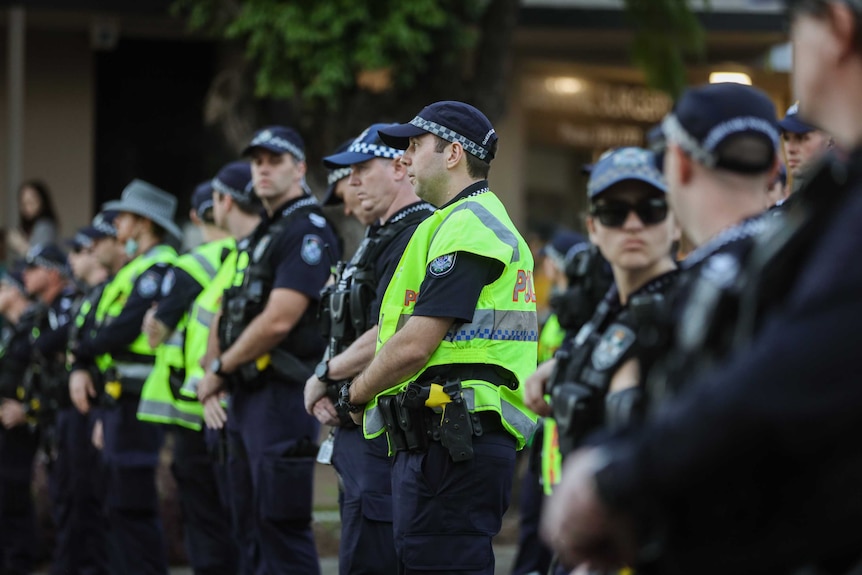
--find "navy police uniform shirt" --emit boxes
[153,267,203,331]
[413,181,504,323]
[33,284,80,359]
[263,195,340,301]
[369,201,435,321]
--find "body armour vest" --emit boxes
[319,202,434,355]
[219,197,329,386]
[362,188,539,449]
[542,271,677,494]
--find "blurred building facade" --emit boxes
[0,0,790,237]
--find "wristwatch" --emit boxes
[209,357,228,377]
[315,359,335,384]
[337,382,365,414]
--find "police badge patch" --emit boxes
[428,253,457,277]
[137,271,160,298]
[301,234,323,265]
[591,324,636,371]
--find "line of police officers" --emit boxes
[2,4,862,570]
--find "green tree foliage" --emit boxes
[623,0,708,98]
[173,0,488,106]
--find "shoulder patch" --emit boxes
[301,234,323,265]
[161,269,176,296]
[308,213,327,228]
[429,253,457,277]
[137,271,160,299]
[701,253,740,289]
[591,324,636,371]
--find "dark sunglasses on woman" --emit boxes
[590,197,669,228]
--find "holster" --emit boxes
[381,378,483,463]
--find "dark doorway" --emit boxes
[94,37,226,226]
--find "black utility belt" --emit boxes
[377,378,504,463]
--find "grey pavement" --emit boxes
[162,544,518,575]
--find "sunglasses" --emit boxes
[590,198,669,228]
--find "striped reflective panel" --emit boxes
[462,387,538,441]
[190,251,219,280]
[113,363,153,380]
[137,399,201,427]
[166,331,184,348]
[180,376,199,398]
[443,309,538,343]
[194,308,216,329]
[430,201,521,263]
[364,404,385,436]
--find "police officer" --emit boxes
[196,161,262,575]
[540,2,862,573]
[0,263,40,575]
[343,101,537,574]
[137,171,247,575]
[304,124,434,575]
[196,126,339,574]
[780,100,832,194]
[70,180,182,575]
[56,216,118,575]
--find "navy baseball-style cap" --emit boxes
[323,123,402,169]
[778,101,817,135]
[321,139,353,206]
[25,243,68,274]
[192,181,214,219]
[66,210,118,251]
[242,126,305,162]
[212,161,255,206]
[378,101,498,161]
[588,147,667,199]
[540,230,588,268]
[649,83,779,174]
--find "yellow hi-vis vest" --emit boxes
[181,248,237,401]
[362,188,540,449]
[137,238,235,428]
[94,244,177,394]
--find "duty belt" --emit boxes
[377,377,505,462]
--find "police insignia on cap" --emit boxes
[591,324,636,371]
[308,213,326,228]
[253,130,272,144]
[429,253,457,277]
[138,271,160,298]
[301,234,323,265]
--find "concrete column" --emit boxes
[6,5,25,232]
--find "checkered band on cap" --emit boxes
[587,162,665,197]
[409,116,492,160]
[327,167,351,186]
[212,177,246,200]
[347,138,401,160]
[249,130,305,162]
[662,113,779,169]
[74,232,94,249]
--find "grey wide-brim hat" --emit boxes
[102,179,183,241]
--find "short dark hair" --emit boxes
[433,135,492,179]
[713,134,777,175]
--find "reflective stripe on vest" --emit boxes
[138,239,235,427]
[363,190,539,449]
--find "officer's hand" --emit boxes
[203,395,228,430]
[525,359,556,417]
[197,372,224,402]
[304,375,328,416]
[0,399,26,429]
[312,397,340,426]
[69,369,96,414]
[92,418,104,450]
[540,448,636,571]
[142,306,170,349]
